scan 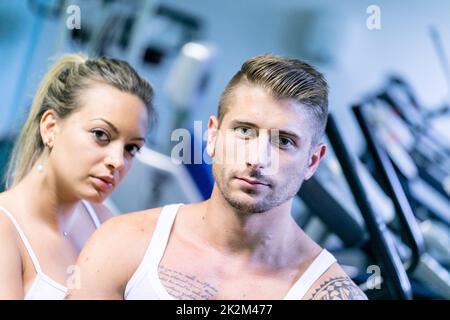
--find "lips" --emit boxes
[91,175,115,192]
[235,177,270,187]
[97,175,115,187]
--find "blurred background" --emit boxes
[1,0,450,299]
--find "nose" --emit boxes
[104,145,125,172]
[246,130,272,169]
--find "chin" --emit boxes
[225,193,268,213]
[80,188,109,203]
[87,196,106,204]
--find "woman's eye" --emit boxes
[126,144,141,157]
[91,129,110,142]
[235,127,256,138]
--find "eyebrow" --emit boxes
[230,120,302,142]
[91,118,146,142]
[278,129,302,142]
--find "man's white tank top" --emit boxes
[124,203,337,300]
[0,201,101,300]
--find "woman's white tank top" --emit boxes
[0,201,101,300]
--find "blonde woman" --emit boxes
[0,54,154,299]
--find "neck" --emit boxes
[12,161,80,233]
[199,184,303,268]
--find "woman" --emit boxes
[0,53,154,299]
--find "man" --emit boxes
[67,54,367,300]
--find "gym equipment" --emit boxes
[355,79,450,232]
[325,114,412,299]
[163,41,217,198]
[353,102,450,299]
[0,136,14,192]
[298,107,450,299]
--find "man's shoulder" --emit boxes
[75,206,166,281]
[94,202,193,246]
[302,262,368,300]
[96,206,164,241]
[291,230,367,299]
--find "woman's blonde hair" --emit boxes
[5,53,154,188]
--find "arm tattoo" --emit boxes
[309,276,368,300]
[158,265,218,300]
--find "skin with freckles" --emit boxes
[0,82,149,299]
[67,84,367,300]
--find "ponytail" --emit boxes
[6,54,87,187]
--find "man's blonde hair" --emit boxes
[217,54,328,146]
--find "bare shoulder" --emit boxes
[79,206,164,264]
[0,195,20,247]
[303,263,368,300]
[67,207,164,299]
[0,206,20,246]
[0,198,24,299]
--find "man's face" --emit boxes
[207,84,326,213]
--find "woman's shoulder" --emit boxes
[0,193,23,289]
[0,191,20,242]
[0,206,19,243]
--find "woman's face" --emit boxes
[42,82,149,203]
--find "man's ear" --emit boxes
[206,116,219,158]
[39,109,59,148]
[304,142,327,181]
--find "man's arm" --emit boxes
[304,263,368,300]
[67,211,159,300]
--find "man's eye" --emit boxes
[275,136,294,148]
[235,127,257,138]
[126,144,141,157]
[91,129,110,142]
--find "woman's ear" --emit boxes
[206,116,219,158]
[39,109,59,148]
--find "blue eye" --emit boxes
[91,129,110,142]
[275,136,294,149]
[235,127,257,138]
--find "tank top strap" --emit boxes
[0,206,43,274]
[284,249,337,300]
[124,203,183,299]
[81,200,101,228]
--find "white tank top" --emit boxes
[0,200,101,300]
[124,203,337,300]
